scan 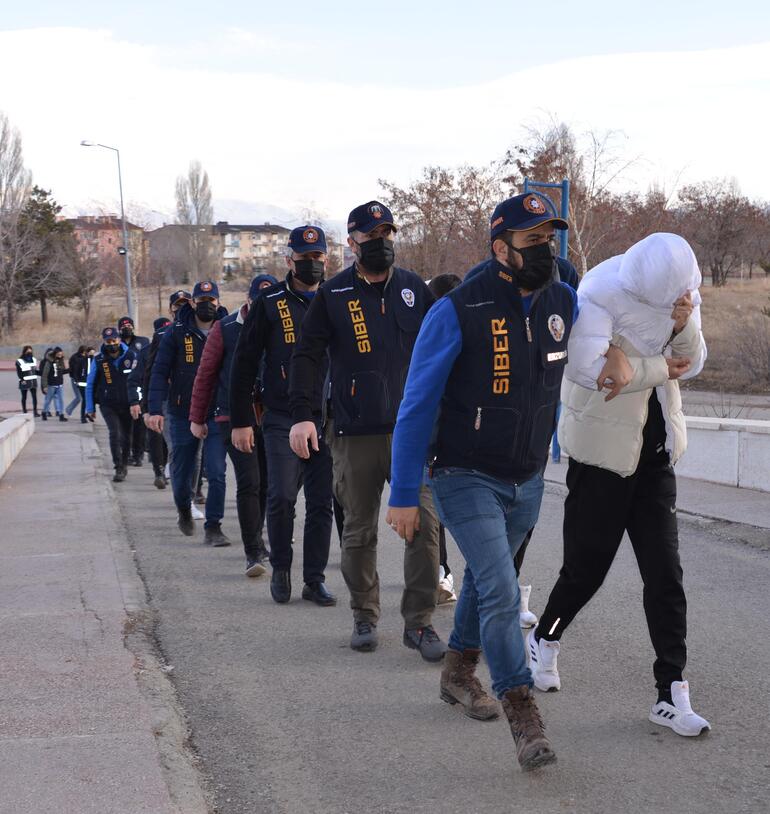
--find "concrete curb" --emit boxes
[0,412,34,480]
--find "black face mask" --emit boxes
[23,351,33,360]
[357,237,395,273]
[195,301,218,323]
[119,327,133,340]
[105,345,121,357]
[293,259,325,285]
[505,241,556,291]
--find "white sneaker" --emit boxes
[164,463,170,478]
[519,584,538,628]
[437,573,457,605]
[649,680,711,737]
[526,628,561,692]
[190,502,204,521]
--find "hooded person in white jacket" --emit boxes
[526,233,711,738]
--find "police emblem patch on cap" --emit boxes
[177,290,185,297]
[548,314,566,342]
[523,194,547,215]
[401,288,415,308]
[369,204,383,219]
[303,228,318,244]
[201,281,212,292]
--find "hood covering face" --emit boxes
[578,233,702,356]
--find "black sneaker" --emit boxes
[302,582,337,607]
[41,412,47,421]
[86,414,95,423]
[351,621,378,652]
[112,468,126,483]
[254,541,270,563]
[131,456,143,467]
[270,569,291,603]
[153,475,166,489]
[58,414,68,422]
[204,524,231,547]
[403,625,447,662]
[245,559,267,578]
[177,506,195,536]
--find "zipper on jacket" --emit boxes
[351,377,356,397]
[280,363,286,380]
[381,297,385,315]
[474,407,482,430]
[525,317,532,343]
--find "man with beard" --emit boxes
[288,202,442,660]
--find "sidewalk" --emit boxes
[545,458,770,530]
[0,420,209,814]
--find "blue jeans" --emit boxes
[65,380,82,415]
[169,415,226,528]
[43,385,64,415]
[430,468,545,697]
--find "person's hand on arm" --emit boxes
[596,345,634,401]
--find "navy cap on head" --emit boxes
[117,315,134,328]
[248,274,278,302]
[490,193,568,241]
[102,327,118,341]
[288,225,327,254]
[153,317,171,332]
[192,280,219,300]
[347,200,396,234]
[169,289,192,307]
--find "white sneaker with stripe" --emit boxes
[526,628,561,692]
[649,680,711,737]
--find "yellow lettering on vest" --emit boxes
[184,335,195,364]
[348,299,370,354]
[276,299,295,344]
[490,318,510,395]
[102,361,112,385]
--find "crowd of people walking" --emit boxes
[13,192,712,771]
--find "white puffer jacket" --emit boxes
[558,233,707,477]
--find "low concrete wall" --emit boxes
[678,416,770,492]
[0,414,35,480]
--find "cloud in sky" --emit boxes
[1,27,768,224]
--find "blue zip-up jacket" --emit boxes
[147,303,228,418]
[86,342,134,413]
[389,259,578,507]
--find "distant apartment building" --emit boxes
[68,215,148,271]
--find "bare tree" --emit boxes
[175,160,215,283]
[0,111,33,336]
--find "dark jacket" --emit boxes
[16,355,39,390]
[85,343,137,413]
[40,351,66,390]
[433,259,576,481]
[147,303,228,418]
[231,276,327,428]
[289,264,433,436]
[122,333,150,354]
[188,306,249,424]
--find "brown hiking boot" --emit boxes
[440,648,499,720]
[502,685,556,771]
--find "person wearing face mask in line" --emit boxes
[65,346,87,418]
[188,274,278,578]
[16,345,40,416]
[129,317,172,487]
[40,346,68,421]
[117,316,150,467]
[288,202,443,660]
[386,193,577,771]
[462,245,580,628]
[147,282,230,544]
[75,347,96,423]
[85,327,138,482]
[230,228,335,604]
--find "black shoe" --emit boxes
[153,475,166,489]
[403,625,447,662]
[177,507,195,537]
[302,582,337,607]
[131,456,143,467]
[22,407,27,414]
[112,468,126,483]
[81,417,88,424]
[245,558,267,577]
[86,414,95,423]
[58,414,68,422]
[254,541,270,564]
[204,524,231,547]
[270,570,291,604]
[41,412,47,421]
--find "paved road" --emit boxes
[96,421,768,814]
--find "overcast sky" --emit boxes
[1,1,768,227]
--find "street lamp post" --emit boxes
[80,140,135,322]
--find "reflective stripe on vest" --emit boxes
[17,358,38,380]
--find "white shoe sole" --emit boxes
[649,709,710,737]
[246,562,266,577]
[526,630,561,692]
[520,611,538,629]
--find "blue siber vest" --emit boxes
[323,265,429,436]
[433,260,575,482]
[260,282,326,413]
[93,349,136,407]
